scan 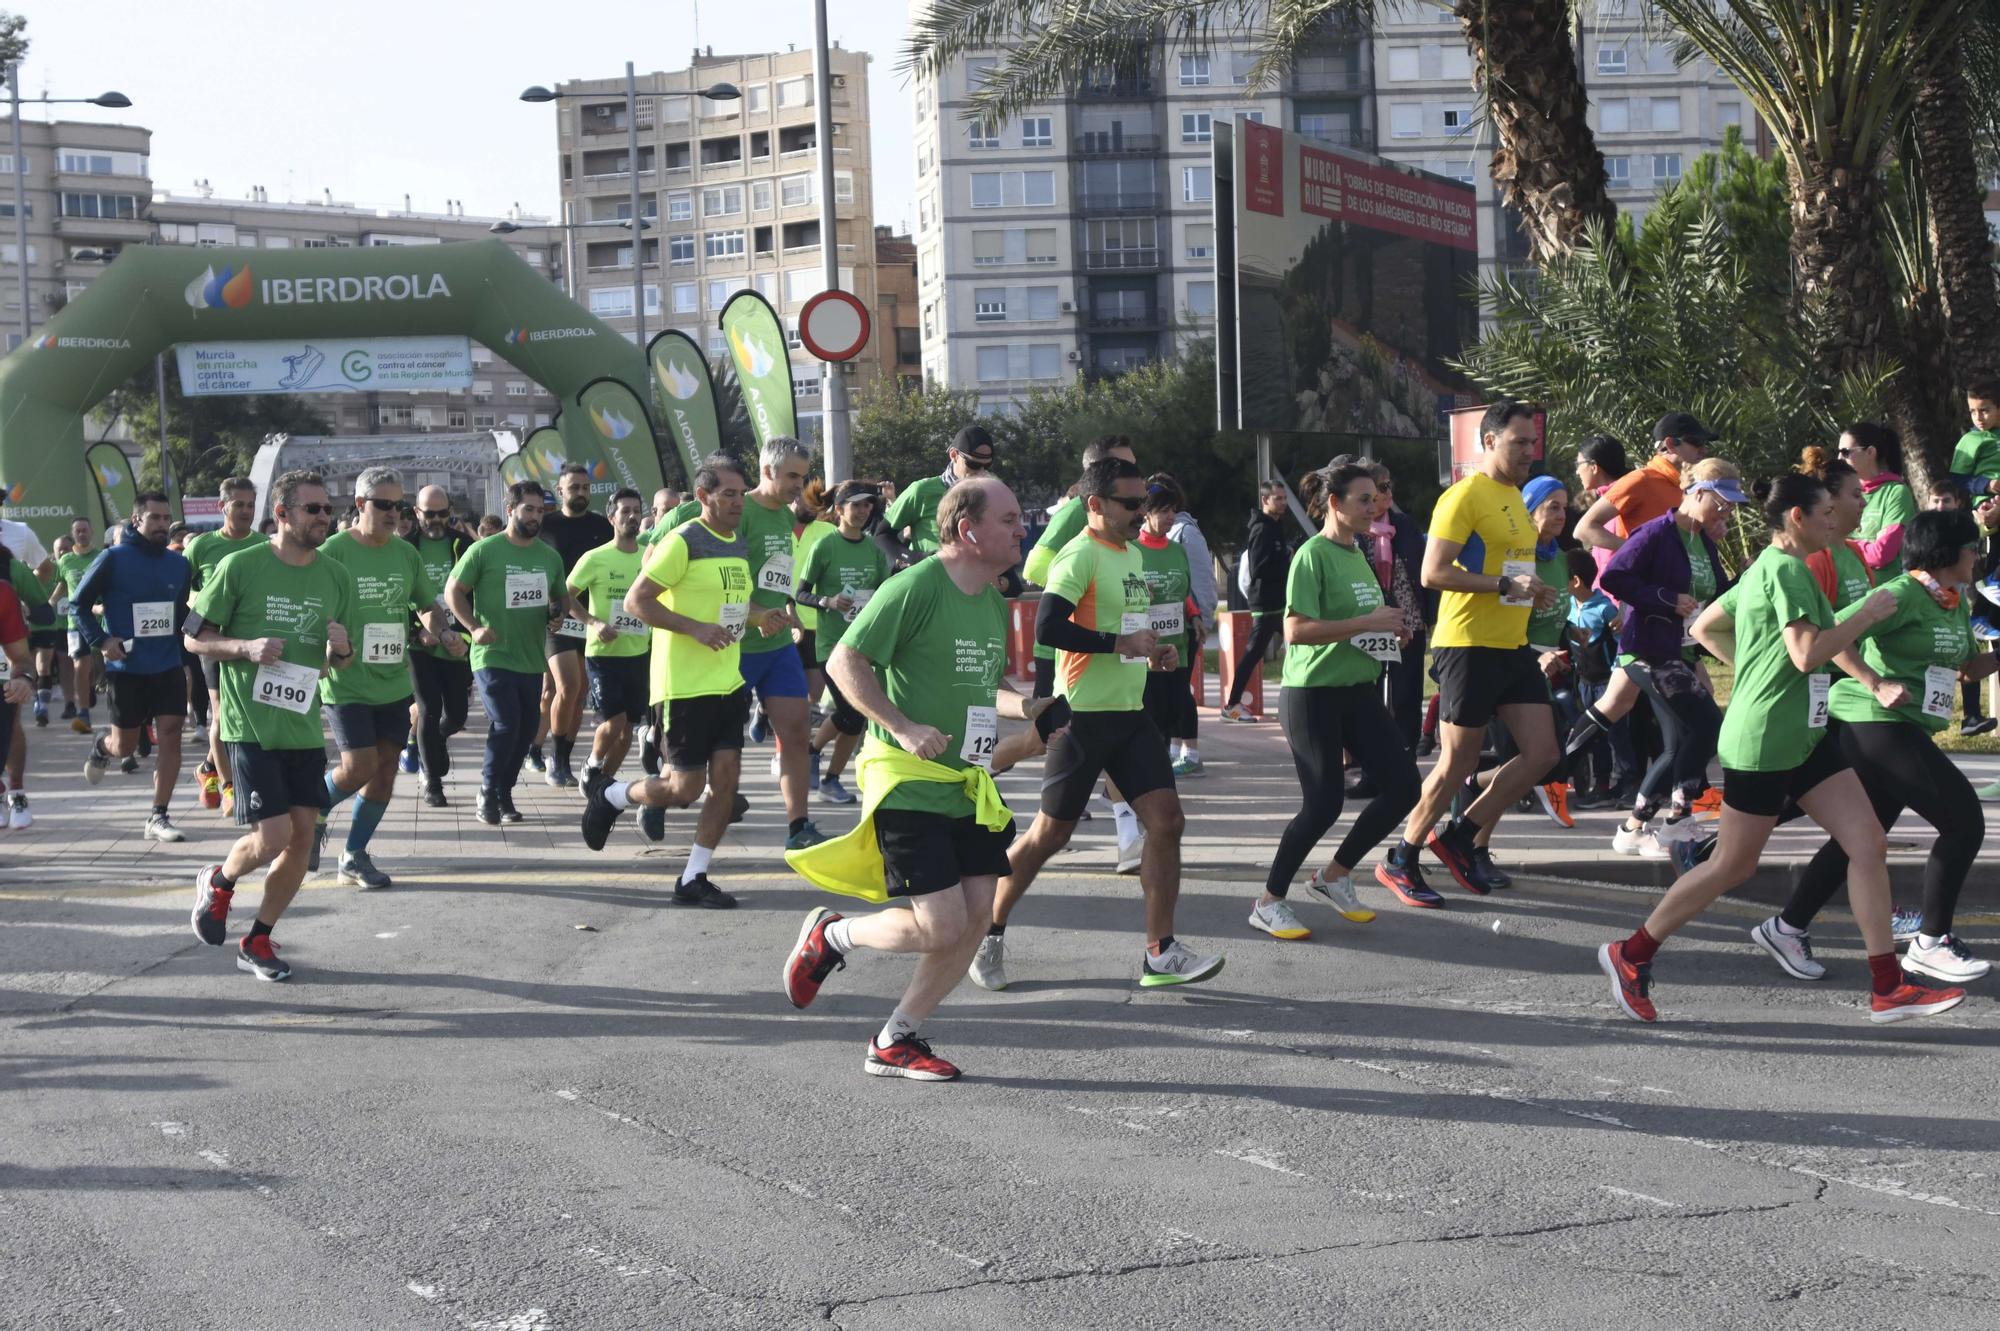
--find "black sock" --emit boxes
[987,922,1006,937]
[1148,935,1175,958]
[788,816,807,836]
[248,920,273,939]
[151,804,167,817]
[213,870,237,890]
[555,734,574,768]
[1393,839,1416,862]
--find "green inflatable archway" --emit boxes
[0,238,668,544]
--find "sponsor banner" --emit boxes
[184,497,222,519]
[1243,119,1285,218]
[174,335,473,397]
[574,378,658,497]
[719,290,796,448]
[647,330,723,488]
[500,441,544,491]
[1296,145,1476,252]
[85,443,137,529]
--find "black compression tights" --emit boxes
[1264,683,1421,897]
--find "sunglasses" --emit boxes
[960,456,993,471]
[291,503,334,516]
[1104,495,1146,512]
[419,508,452,519]
[362,497,401,512]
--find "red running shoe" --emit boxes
[1598,940,1656,1023]
[1426,823,1492,896]
[197,761,222,810]
[783,906,846,1009]
[865,1034,961,1082]
[237,935,291,982]
[191,865,233,946]
[1869,980,1965,1024]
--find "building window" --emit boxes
[1178,54,1211,86]
[1026,286,1058,320]
[668,192,693,221]
[1387,47,1419,81]
[974,287,1007,321]
[589,288,632,317]
[1443,107,1473,137]
[708,279,732,309]
[972,230,1006,266]
[835,171,855,204]
[1605,155,1630,186]
[744,83,768,113]
[1442,46,1472,81]
[1028,344,1061,380]
[1719,101,1743,130]
[702,185,743,217]
[1651,153,1682,185]
[673,282,697,313]
[0,154,29,176]
[970,122,1000,150]
[59,149,147,175]
[1181,112,1212,144]
[755,271,779,301]
[977,346,1010,382]
[1021,116,1052,148]
[668,235,695,264]
[784,268,821,303]
[1025,227,1058,263]
[777,77,812,108]
[662,96,690,122]
[1185,222,1214,259]
[1597,45,1628,76]
[1182,165,1212,203]
[506,381,532,398]
[448,410,468,429]
[1599,99,1630,133]
[705,229,746,259]
[971,170,1054,208]
[781,173,815,208]
[1186,281,1216,318]
[753,180,774,212]
[709,330,728,357]
[1231,50,1255,84]
[59,192,141,219]
[1390,104,1422,138]
[1651,97,1682,133]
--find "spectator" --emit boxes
[1222,480,1292,722]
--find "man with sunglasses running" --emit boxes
[403,486,476,806]
[882,425,995,566]
[183,478,264,815]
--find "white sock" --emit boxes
[875,1008,918,1049]
[605,781,631,810]
[1918,932,1944,949]
[1112,801,1139,844]
[825,917,856,953]
[1773,917,1806,937]
[680,843,714,885]
[1180,743,1199,761]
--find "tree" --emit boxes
[850,378,980,483]
[1910,26,2000,404]
[95,366,332,499]
[0,11,28,71]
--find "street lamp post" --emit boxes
[4,73,130,347]
[812,0,851,483]
[490,216,650,303]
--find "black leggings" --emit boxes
[1226,612,1283,707]
[1265,683,1421,896]
[1624,657,1720,817]
[410,651,472,780]
[1780,719,1986,937]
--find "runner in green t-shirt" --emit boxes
[52,518,100,735]
[795,480,892,805]
[444,481,570,826]
[1136,474,1204,780]
[402,485,476,805]
[985,455,1224,993]
[580,455,753,906]
[184,478,264,812]
[1022,435,1137,697]
[566,488,651,781]
[882,424,997,564]
[313,467,461,888]
[186,469,358,984]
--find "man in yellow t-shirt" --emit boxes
[1380,400,1563,904]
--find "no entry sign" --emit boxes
[798,289,871,362]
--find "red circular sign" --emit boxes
[798,289,871,362]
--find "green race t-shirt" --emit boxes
[642,500,703,548]
[1950,428,2000,484]
[1826,542,1873,611]
[1715,546,1835,773]
[884,475,949,557]
[792,518,836,631]
[193,542,356,751]
[1858,480,1916,557]
[1678,525,1718,662]
[54,549,97,628]
[841,556,1009,818]
[638,520,751,702]
[410,533,467,659]
[1827,574,1973,734]
[319,531,438,706]
[448,534,567,676]
[1527,553,1572,650]
[1137,534,1193,661]
[797,528,890,661]
[1045,528,1150,713]
[1025,496,1088,663]
[1281,535,1386,689]
[737,493,798,655]
[567,542,650,660]
[184,529,265,592]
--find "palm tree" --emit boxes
[903,0,1617,263]
[1910,19,2000,401]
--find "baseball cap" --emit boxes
[950,424,996,461]
[1652,412,1717,445]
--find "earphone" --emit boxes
[967,531,980,546]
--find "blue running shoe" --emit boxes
[398,743,419,774]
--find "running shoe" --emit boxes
[748,701,769,744]
[497,792,524,824]
[1973,615,2000,643]
[1670,835,1706,878]
[1534,782,1574,828]
[144,812,185,844]
[783,906,846,1009]
[81,743,107,785]
[191,865,233,945]
[60,701,74,721]
[1569,786,1618,812]
[398,743,419,774]
[422,781,448,809]
[1903,934,1991,984]
[1691,786,1724,816]
[1611,822,1651,855]
[526,746,547,774]
[1978,778,2000,803]
[70,713,91,735]
[237,935,292,983]
[1597,940,1656,1022]
[1869,979,1966,1023]
[785,820,828,851]
[1374,849,1445,909]
[476,789,502,826]
[580,769,622,851]
[968,934,1008,991]
[337,850,392,890]
[818,775,857,805]
[730,792,751,824]
[308,812,328,872]
[1635,832,1669,861]
[1139,939,1225,988]
[31,695,46,726]
[1425,821,1490,896]
[197,761,222,810]
[1750,916,1825,980]
[1247,897,1310,941]
[119,753,140,775]
[545,760,568,789]
[220,782,236,818]
[640,804,667,842]
[1171,755,1205,779]
[1890,908,1923,944]
[1471,847,1512,891]
[7,792,30,830]
[1116,830,1145,875]
[1960,716,1998,738]
[674,873,738,909]
[1304,869,1376,922]
[865,1034,960,1082]
[1653,812,1702,845]
[1219,704,1255,723]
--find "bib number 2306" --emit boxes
[253,659,319,714]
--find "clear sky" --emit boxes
[18,0,919,230]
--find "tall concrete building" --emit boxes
[1,116,154,352]
[549,46,880,438]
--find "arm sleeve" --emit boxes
[1855,524,1904,572]
[71,550,114,647]
[1035,592,1116,654]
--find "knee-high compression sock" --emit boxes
[345,795,389,853]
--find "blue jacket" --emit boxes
[1598,512,1731,664]
[72,526,192,675]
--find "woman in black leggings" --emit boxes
[1248,461,1420,941]
[1753,508,1996,986]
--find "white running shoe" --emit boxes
[1116,831,1145,874]
[1611,823,1650,855]
[143,812,186,844]
[1635,830,1669,860]
[968,934,1009,991]
[1139,938,1225,988]
[1652,813,1702,845]
[1903,934,1991,984]
[817,775,857,805]
[1247,897,1310,940]
[1890,908,1923,944]
[7,793,28,829]
[1304,869,1376,922]
[1750,916,1826,981]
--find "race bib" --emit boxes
[1119,610,1150,665]
[52,593,68,617]
[505,571,546,609]
[1352,631,1402,663]
[0,655,9,681]
[959,704,999,769]
[1807,672,1831,729]
[361,621,405,665]
[131,600,173,638]
[1499,559,1536,608]
[1148,603,1184,638]
[1681,600,1707,648]
[252,659,319,714]
[557,615,587,639]
[612,609,648,636]
[842,587,874,622]
[718,601,750,642]
[757,552,794,596]
[1923,664,1956,720]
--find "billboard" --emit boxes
[175,335,474,396]
[1218,119,1479,438]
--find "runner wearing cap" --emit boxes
[796,480,891,806]
[882,425,995,567]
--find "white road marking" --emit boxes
[1214,1148,1311,1180]
[1600,1186,1680,1208]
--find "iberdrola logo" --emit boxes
[31,334,56,350]
[729,326,776,378]
[658,360,702,401]
[502,327,531,345]
[589,405,636,440]
[4,481,23,502]
[185,265,254,312]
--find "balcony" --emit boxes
[1074,133,1161,157]
[1076,191,1162,215]
[54,213,153,243]
[1075,77,1155,100]
[1296,125,1377,151]
[1085,310,1161,331]
[1081,248,1160,270]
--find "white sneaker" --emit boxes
[6,793,28,829]
[144,812,187,843]
[1304,869,1376,923]
[1116,831,1145,874]
[1611,823,1650,855]
[1139,938,1224,988]
[1635,832,1669,860]
[1750,916,1826,981]
[968,934,1009,991]
[1653,813,1702,845]
[1903,934,1991,983]
[1247,897,1310,940]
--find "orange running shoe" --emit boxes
[197,761,222,810]
[1534,781,1574,828]
[1692,786,1723,817]
[220,782,236,818]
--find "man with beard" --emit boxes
[401,485,477,807]
[534,463,615,788]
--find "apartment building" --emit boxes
[551,46,880,436]
[873,225,923,392]
[0,117,153,351]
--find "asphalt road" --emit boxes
[3,712,1997,1330]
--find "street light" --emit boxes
[489,217,651,299]
[520,74,740,345]
[6,72,135,345]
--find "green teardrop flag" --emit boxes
[499,450,535,490]
[719,290,796,447]
[85,443,137,529]
[647,329,722,487]
[574,378,660,500]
